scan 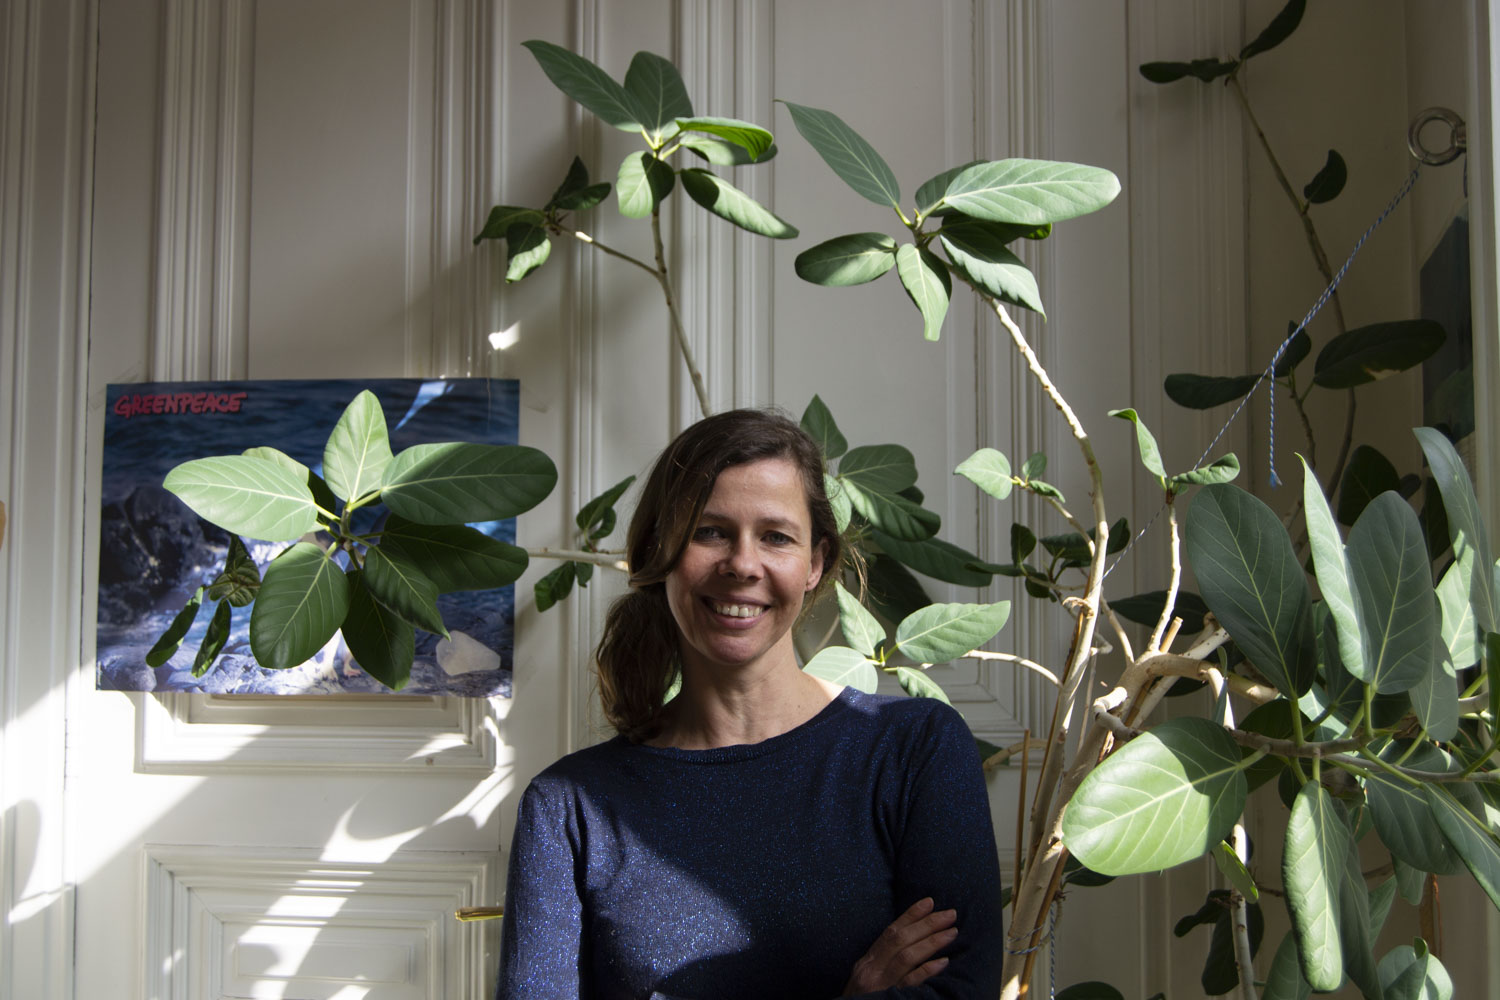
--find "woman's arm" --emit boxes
[843,897,960,994]
[496,781,587,999]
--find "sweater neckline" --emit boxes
[626,686,857,763]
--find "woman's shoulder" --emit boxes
[838,686,969,735]
[521,735,636,801]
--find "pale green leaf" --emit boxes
[363,544,449,638]
[342,569,414,690]
[382,443,557,525]
[955,448,1012,501]
[894,665,950,703]
[1427,784,1500,911]
[617,152,674,218]
[803,645,878,693]
[895,243,951,341]
[522,39,642,131]
[1168,454,1241,488]
[1109,408,1167,480]
[825,473,851,534]
[1300,455,1369,681]
[323,390,393,504]
[943,159,1121,225]
[894,601,1011,663]
[1336,823,1382,999]
[674,116,773,161]
[249,542,352,669]
[1409,633,1459,741]
[678,134,777,166]
[1378,942,1453,1000]
[678,168,797,238]
[794,232,897,286]
[1348,491,1440,693]
[780,100,900,208]
[1062,717,1246,875]
[1211,840,1259,901]
[835,580,885,657]
[164,455,320,542]
[1438,550,1480,668]
[1417,427,1497,631]
[1263,931,1313,1000]
[1283,781,1351,992]
[915,160,982,216]
[939,224,1044,316]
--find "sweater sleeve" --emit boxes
[851,704,1006,1000]
[496,780,588,1000]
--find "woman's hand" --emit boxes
[842,897,958,995]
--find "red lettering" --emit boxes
[110,388,250,419]
[112,396,130,417]
[226,392,247,413]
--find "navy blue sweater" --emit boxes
[497,688,1004,999]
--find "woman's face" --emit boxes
[665,458,827,679]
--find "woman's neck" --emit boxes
[649,661,842,750]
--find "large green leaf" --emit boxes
[825,473,851,533]
[955,447,1012,500]
[674,116,773,162]
[1110,590,1209,636]
[780,100,900,207]
[839,444,918,494]
[840,479,940,541]
[915,160,982,216]
[242,445,339,514]
[1264,931,1313,1000]
[834,581,885,657]
[938,219,1045,315]
[378,516,526,593]
[865,552,932,627]
[383,443,557,525]
[1241,0,1307,59]
[802,645,878,693]
[1301,456,1368,681]
[1338,444,1401,525]
[1335,830,1382,1000]
[1427,784,1500,910]
[146,586,205,667]
[323,390,393,504]
[545,156,608,213]
[249,542,351,669]
[871,531,992,588]
[342,569,414,690]
[894,665,950,703]
[801,395,848,461]
[793,232,897,287]
[895,244,951,341]
[1378,942,1453,1000]
[363,544,448,638]
[1408,633,1458,741]
[1437,550,1480,668]
[1184,485,1315,697]
[942,159,1120,225]
[1347,491,1439,694]
[1164,372,1261,410]
[622,50,692,134]
[192,599,232,677]
[1368,743,1467,875]
[164,455,320,541]
[533,561,576,613]
[522,40,642,131]
[1283,781,1352,992]
[678,168,797,238]
[1313,320,1445,389]
[503,221,552,283]
[474,205,545,244]
[894,601,1010,663]
[1061,717,1245,876]
[1138,58,1239,84]
[1417,427,1497,631]
[617,152,674,218]
[679,135,777,167]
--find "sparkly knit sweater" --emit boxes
[496,687,1004,1000]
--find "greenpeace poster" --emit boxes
[97,378,521,696]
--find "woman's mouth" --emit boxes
[706,599,765,619]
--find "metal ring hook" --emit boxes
[1408,106,1466,166]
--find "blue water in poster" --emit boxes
[97,378,521,696]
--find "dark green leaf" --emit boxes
[1283,781,1351,991]
[342,569,414,690]
[1347,491,1439,693]
[843,481,940,541]
[1027,479,1065,502]
[1165,372,1262,409]
[1264,930,1313,1000]
[1062,717,1246,875]
[575,560,594,587]
[674,116,774,162]
[1109,408,1167,480]
[363,544,448,638]
[894,665,951,703]
[146,586,205,667]
[545,156,589,210]
[249,542,351,669]
[1417,426,1497,631]
[534,561,575,613]
[865,552,933,626]
[192,600,232,677]
[1409,631,1458,741]
[801,395,849,461]
[207,534,261,607]
[522,39,642,131]
[1238,700,1297,791]
[1038,518,1128,565]
[678,168,797,237]
[1109,590,1208,635]
[1368,743,1467,875]
[1427,783,1500,911]
[474,205,545,244]
[383,443,557,524]
[955,447,1012,500]
[1303,149,1347,204]
[1185,485,1316,697]
[379,516,528,592]
[1301,456,1367,681]
[871,531,993,588]
[942,159,1121,225]
[1170,454,1241,489]
[576,475,636,538]
[1240,0,1307,59]
[163,455,320,542]
[617,152,675,218]
[794,232,897,287]
[1139,59,1239,84]
[940,227,1044,316]
[1204,899,1264,995]
[1055,984,1124,1000]
[1337,445,1401,525]
[895,244,951,341]
[839,444,918,494]
[1313,320,1446,389]
[1335,830,1382,1000]
[504,221,552,282]
[323,390,393,504]
[780,100,900,208]
[1011,523,1037,564]
[1020,452,1047,481]
[1061,856,1116,887]
[622,50,692,133]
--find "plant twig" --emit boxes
[650,205,712,417]
[526,547,629,571]
[965,650,1061,687]
[557,225,657,276]
[1147,499,1181,653]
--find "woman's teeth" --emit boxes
[712,602,761,618]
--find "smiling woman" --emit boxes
[497,409,1003,999]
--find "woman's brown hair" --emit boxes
[594,408,842,742]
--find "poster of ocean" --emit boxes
[96,378,521,696]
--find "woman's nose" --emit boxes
[721,537,761,578]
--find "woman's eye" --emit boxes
[765,532,794,546]
[693,525,725,541]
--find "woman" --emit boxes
[498,410,1003,999]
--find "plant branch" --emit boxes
[650,205,713,417]
[556,225,657,276]
[965,650,1061,687]
[1147,499,1182,653]
[526,547,629,571]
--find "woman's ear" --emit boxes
[806,538,829,592]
